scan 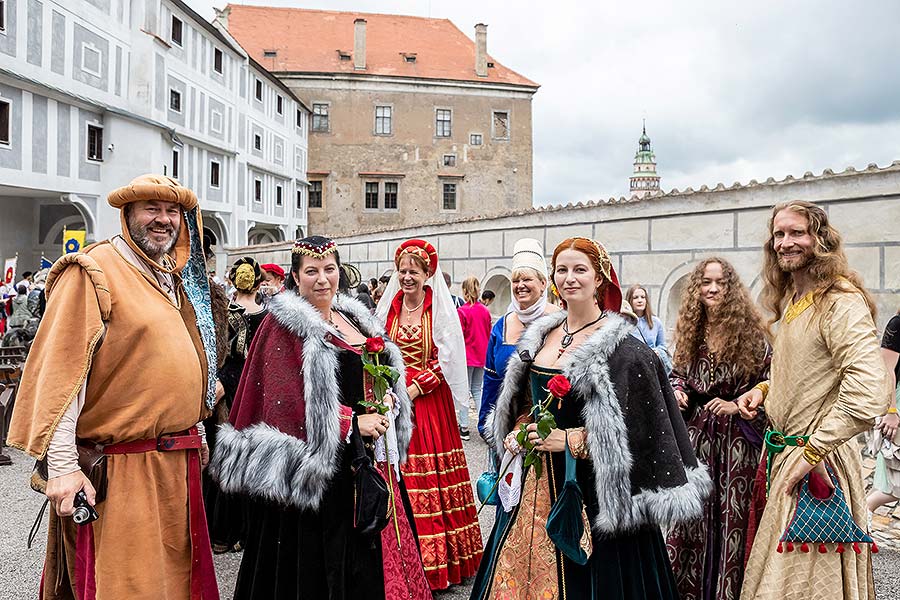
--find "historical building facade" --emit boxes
[229,162,900,333]
[0,0,309,274]
[218,5,539,237]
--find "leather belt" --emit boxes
[102,431,202,455]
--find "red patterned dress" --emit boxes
[386,287,483,590]
[665,344,771,600]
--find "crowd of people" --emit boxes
[4,174,898,600]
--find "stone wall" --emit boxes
[228,162,900,332]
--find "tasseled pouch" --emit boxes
[545,445,593,565]
[776,464,877,555]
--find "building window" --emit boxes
[171,15,183,47]
[213,48,223,74]
[169,89,182,113]
[365,181,379,209]
[0,99,10,145]
[274,142,283,162]
[275,185,283,206]
[338,51,351,61]
[469,133,483,146]
[435,109,451,137]
[492,110,510,140]
[295,189,303,210]
[254,79,263,101]
[0,1,6,32]
[276,95,284,115]
[442,154,456,167]
[80,43,102,77]
[253,133,262,151]
[210,109,223,133]
[209,160,220,188]
[254,178,262,203]
[87,124,103,162]
[312,103,329,132]
[172,148,180,179]
[384,182,398,210]
[296,108,304,130]
[263,49,277,58]
[375,105,392,135]
[309,181,323,209]
[442,182,457,211]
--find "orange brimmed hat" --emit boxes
[395,239,438,275]
[107,174,198,210]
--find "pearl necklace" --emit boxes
[403,295,425,314]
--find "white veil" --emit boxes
[375,265,469,409]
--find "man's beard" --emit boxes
[777,250,812,273]
[128,219,179,261]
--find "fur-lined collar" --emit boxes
[210,292,413,510]
[491,310,710,535]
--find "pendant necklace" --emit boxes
[559,311,606,352]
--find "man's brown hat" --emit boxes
[107,174,198,210]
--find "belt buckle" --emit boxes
[157,436,177,451]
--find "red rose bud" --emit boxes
[547,374,572,398]
[365,337,386,354]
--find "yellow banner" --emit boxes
[63,229,86,255]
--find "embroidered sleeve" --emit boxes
[339,406,354,440]
[412,360,443,395]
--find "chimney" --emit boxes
[475,23,488,77]
[354,18,367,70]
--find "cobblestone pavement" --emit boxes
[2,435,898,599]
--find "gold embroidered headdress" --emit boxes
[292,237,339,259]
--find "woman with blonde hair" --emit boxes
[457,275,492,440]
[376,239,483,591]
[477,238,559,439]
[666,257,770,600]
[625,284,671,373]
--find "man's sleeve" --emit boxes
[882,315,900,354]
[7,264,106,459]
[808,292,888,455]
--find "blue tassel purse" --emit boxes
[777,464,878,555]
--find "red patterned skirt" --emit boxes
[401,381,483,590]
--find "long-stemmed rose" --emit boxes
[358,336,403,544]
[478,374,572,514]
[358,337,400,413]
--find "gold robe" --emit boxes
[741,285,886,600]
[9,241,210,600]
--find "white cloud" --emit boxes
[185,0,900,205]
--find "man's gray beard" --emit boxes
[128,219,179,261]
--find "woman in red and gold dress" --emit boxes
[376,239,483,591]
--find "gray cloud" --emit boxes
[187,0,900,204]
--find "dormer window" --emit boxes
[487,61,495,68]
[402,53,417,64]
[338,51,351,61]
[263,49,277,58]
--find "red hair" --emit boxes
[551,237,622,312]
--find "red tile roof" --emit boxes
[224,5,539,89]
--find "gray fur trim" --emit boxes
[490,310,710,534]
[210,292,412,508]
[614,465,713,533]
[210,423,332,509]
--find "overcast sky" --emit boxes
[185,0,900,206]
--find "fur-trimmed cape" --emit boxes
[491,311,712,535]
[208,292,412,510]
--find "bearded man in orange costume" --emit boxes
[9,175,219,600]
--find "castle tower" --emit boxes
[629,121,661,197]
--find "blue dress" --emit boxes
[477,314,517,438]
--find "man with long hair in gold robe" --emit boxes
[738,200,886,600]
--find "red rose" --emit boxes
[365,337,386,354]
[547,374,572,399]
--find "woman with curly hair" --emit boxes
[665,257,771,600]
